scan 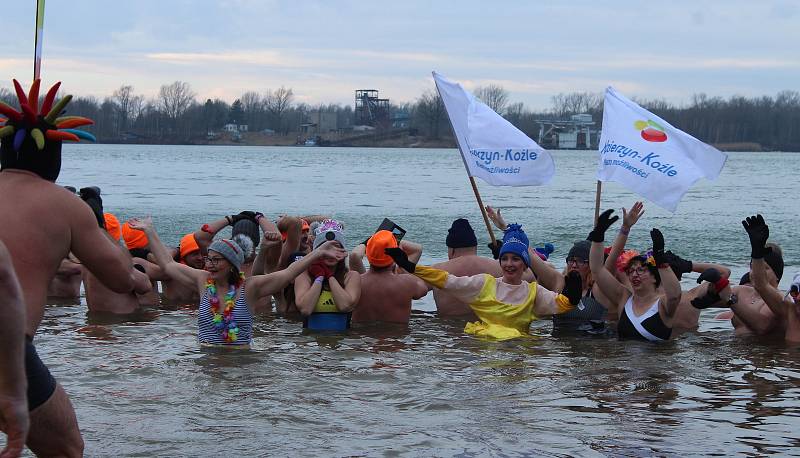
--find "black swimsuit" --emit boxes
[552,290,608,335]
[617,296,671,342]
[25,335,57,410]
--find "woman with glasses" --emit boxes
[486,202,645,335]
[587,210,682,342]
[127,217,346,347]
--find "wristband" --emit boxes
[619,226,630,235]
[201,224,213,234]
[713,277,730,293]
[314,276,324,284]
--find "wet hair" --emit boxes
[626,255,661,288]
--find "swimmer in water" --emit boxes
[385,223,583,340]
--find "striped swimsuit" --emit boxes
[197,286,253,345]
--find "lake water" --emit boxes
[14,145,800,456]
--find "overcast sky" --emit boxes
[2,1,798,110]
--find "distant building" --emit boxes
[391,109,410,129]
[303,111,338,135]
[223,123,248,132]
[535,114,596,149]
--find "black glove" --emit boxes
[663,250,692,279]
[742,214,769,259]
[587,209,618,242]
[488,240,503,260]
[384,247,416,273]
[690,288,722,309]
[650,228,666,265]
[562,271,583,306]
[696,267,729,293]
[228,211,257,225]
[79,186,105,229]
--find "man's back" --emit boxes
[432,255,502,317]
[353,270,428,324]
[0,171,133,335]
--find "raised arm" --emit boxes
[532,272,584,316]
[0,241,29,458]
[128,217,206,291]
[246,240,347,307]
[650,228,681,317]
[744,215,789,318]
[527,245,564,291]
[588,210,628,306]
[605,201,643,272]
[384,248,487,303]
[348,243,366,274]
[399,240,423,264]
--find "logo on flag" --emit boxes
[597,87,727,212]
[432,72,555,187]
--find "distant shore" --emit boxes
[106,132,774,152]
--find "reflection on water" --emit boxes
[15,302,798,456]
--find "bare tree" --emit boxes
[264,86,294,134]
[112,85,145,134]
[158,81,196,122]
[413,89,447,139]
[474,84,510,115]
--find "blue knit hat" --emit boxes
[498,223,530,267]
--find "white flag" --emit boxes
[433,72,555,186]
[597,87,727,212]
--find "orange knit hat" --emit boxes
[104,213,121,241]
[179,233,200,259]
[366,230,398,267]
[121,222,149,250]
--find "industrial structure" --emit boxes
[355,89,390,129]
[535,113,597,149]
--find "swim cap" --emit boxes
[0,79,95,182]
[104,213,121,241]
[121,222,149,250]
[232,219,260,249]
[498,223,530,267]
[208,238,245,270]
[313,219,346,250]
[366,230,398,267]
[179,233,200,260]
[446,218,477,248]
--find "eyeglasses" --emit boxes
[626,266,649,276]
[203,256,226,266]
[566,257,587,266]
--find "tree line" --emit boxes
[1,81,798,150]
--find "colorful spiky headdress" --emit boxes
[0,79,95,181]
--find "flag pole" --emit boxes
[432,74,497,246]
[594,180,602,224]
[34,0,46,80]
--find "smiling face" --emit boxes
[183,250,204,269]
[204,250,230,282]
[626,259,656,291]
[500,253,526,285]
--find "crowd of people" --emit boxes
[0,80,798,457]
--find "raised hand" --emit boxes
[663,250,692,277]
[587,209,619,242]
[485,206,507,231]
[690,287,722,309]
[696,267,729,293]
[126,216,153,232]
[650,228,666,265]
[384,247,416,273]
[742,214,769,259]
[315,240,347,262]
[622,201,645,229]
[562,271,583,305]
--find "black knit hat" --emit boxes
[232,219,261,249]
[446,218,477,248]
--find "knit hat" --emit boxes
[121,222,149,250]
[232,219,260,249]
[208,238,245,270]
[764,247,784,281]
[313,219,346,250]
[104,213,121,241]
[0,79,95,182]
[498,223,530,267]
[739,272,751,285]
[366,230,398,267]
[533,243,555,261]
[179,233,200,259]
[567,240,591,262]
[446,218,477,248]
